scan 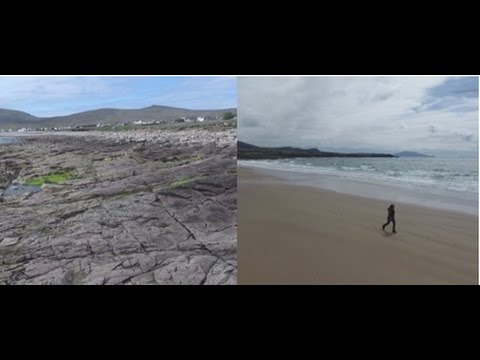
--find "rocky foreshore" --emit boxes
[0,126,237,285]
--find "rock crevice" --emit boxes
[0,128,237,285]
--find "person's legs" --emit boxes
[392,218,396,233]
[382,217,391,230]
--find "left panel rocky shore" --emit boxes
[0,125,237,285]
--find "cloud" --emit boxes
[0,76,122,102]
[238,76,478,155]
[150,77,237,110]
[0,76,237,117]
[0,77,128,116]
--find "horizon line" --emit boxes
[0,104,238,119]
[239,140,477,155]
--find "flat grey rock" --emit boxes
[0,237,19,246]
[0,126,237,285]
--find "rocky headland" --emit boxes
[238,141,396,159]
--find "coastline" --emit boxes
[238,162,478,216]
[0,126,236,145]
[238,167,478,284]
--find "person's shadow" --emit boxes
[381,229,395,237]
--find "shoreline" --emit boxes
[238,167,478,284]
[0,126,237,145]
[238,163,478,216]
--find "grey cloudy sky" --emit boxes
[239,76,478,156]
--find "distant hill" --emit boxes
[0,105,237,129]
[394,151,434,158]
[0,109,39,127]
[238,141,396,159]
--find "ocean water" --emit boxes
[3,184,42,196]
[0,137,18,144]
[240,157,478,194]
[239,157,479,215]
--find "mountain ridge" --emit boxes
[394,151,434,158]
[238,141,396,159]
[0,105,237,128]
[0,109,39,125]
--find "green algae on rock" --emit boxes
[25,170,74,186]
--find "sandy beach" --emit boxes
[238,167,478,285]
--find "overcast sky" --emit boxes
[239,76,478,156]
[0,76,237,117]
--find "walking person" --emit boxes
[382,204,397,233]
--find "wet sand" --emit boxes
[238,167,478,284]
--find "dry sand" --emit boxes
[238,168,478,284]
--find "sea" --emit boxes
[239,157,479,215]
[0,137,19,144]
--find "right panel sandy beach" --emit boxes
[237,76,478,285]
